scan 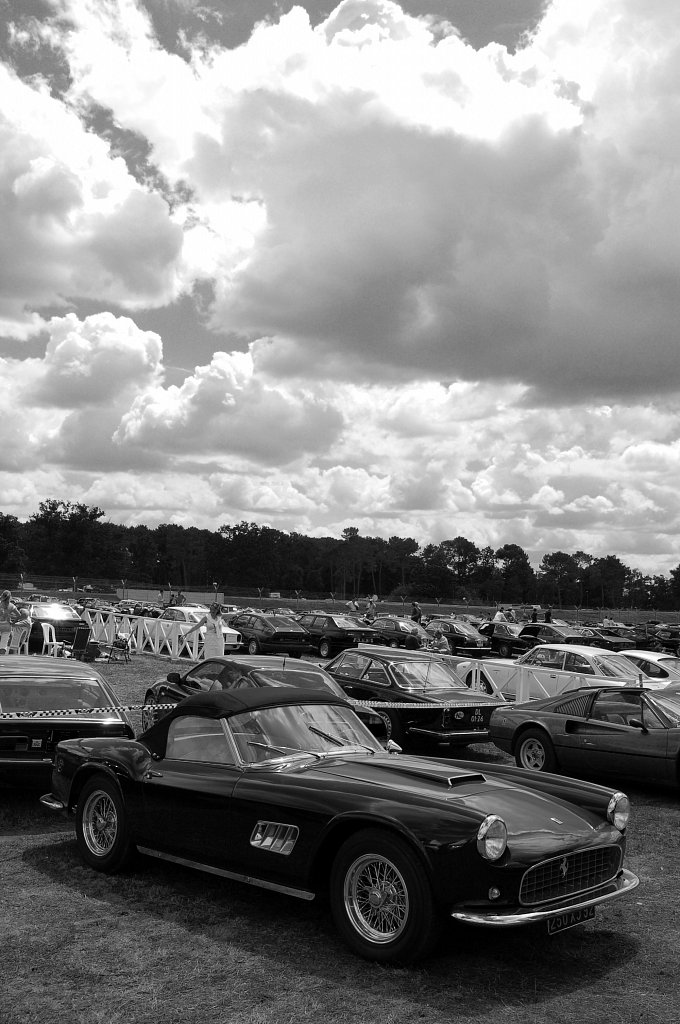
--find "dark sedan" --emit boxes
[295,612,378,658]
[573,627,632,653]
[478,621,534,658]
[229,612,315,657]
[140,655,348,730]
[0,655,134,784]
[518,623,585,647]
[16,600,91,656]
[489,685,680,786]
[370,616,430,649]
[41,687,638,962]
[423,618,491,656]
[325,645,505,749]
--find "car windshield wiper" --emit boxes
[308,725,375,755]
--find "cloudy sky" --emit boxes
[2,0,679,574]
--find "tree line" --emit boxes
[1,500,679,610]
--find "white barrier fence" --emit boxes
[465,659,644,703]
[83,609,213,660]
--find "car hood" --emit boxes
[296,755,609,856]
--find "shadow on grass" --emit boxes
[22,833,640,1016]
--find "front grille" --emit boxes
[519,845,622,906]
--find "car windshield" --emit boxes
[649,694,680,725]
[228,702,383,764]
[331,616,363,628]
[391,660,465,690]
[0,678,116,713]
[29,603,82,621]
[591,654,640,678]
[250,669,342,695]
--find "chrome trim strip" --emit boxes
[450,869,639,926]
[136,846,316,901]
[407,728,490,740]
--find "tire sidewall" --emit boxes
[75,775,132,873]
[329,828,438,963]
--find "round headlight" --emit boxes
[607,792,630,831]
[477,814,507,861]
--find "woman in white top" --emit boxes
[184,602,225,659]
[0,590,21,655]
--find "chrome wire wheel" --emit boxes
[81,788,118,858]
[343,852,409,944]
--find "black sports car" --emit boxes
[229,612,315,657]
[295,612,378,657]
[0,655,134,784]
[518,623,586,647]
[140,655,348,731]
[326,645,506,749]
[489,684,680,785]
[424,617,492,656]
[41,688,638,963]
[478,621,534,659]
[370,616,430,649]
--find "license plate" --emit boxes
[470,714,484,724]
[547,905,595,934]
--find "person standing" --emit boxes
[544,606,553,623]
[365,597,377,623]
[410,601,422,623]
[493,607,507,622]
[0,590,21,655]
[531,608,538,623]
[184,602,226,659]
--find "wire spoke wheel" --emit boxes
[81,789,119,857]
[344,853,409,943]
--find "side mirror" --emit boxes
[386,739,402,754]
[166,671,181,684]
[628,718,646,731]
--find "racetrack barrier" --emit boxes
[0,697,506,720]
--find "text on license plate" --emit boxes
[470,714,484,724]
[547,905,596,934]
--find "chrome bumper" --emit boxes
[39,792,66,811]
[450,868,639,926]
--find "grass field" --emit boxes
[0,653,678,1024]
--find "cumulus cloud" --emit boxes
[2,0,680,575]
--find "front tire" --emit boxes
[319,639,332,659]
[248,638,260,655]
[515,728,557,772]
[497,642,512,658]
[330,829,439,963]
[75,776,133,873]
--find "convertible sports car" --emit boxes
[489,684,680,785]
[0,655,134,784]
[140,655,348,730]
[41,688,638,963]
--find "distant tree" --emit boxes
[539,551,580,607]
[494,544,535,604]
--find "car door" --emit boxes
[569,690,670,781]
[140,714,241,865]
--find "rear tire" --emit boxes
[498,642,512,658]
[466,671,493,695]
[248,638,260,655]
[141,692,159,732]
[515,729,557,772]
[319,639,332,659]
[75,776,134,873]
[330,828,439,963]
